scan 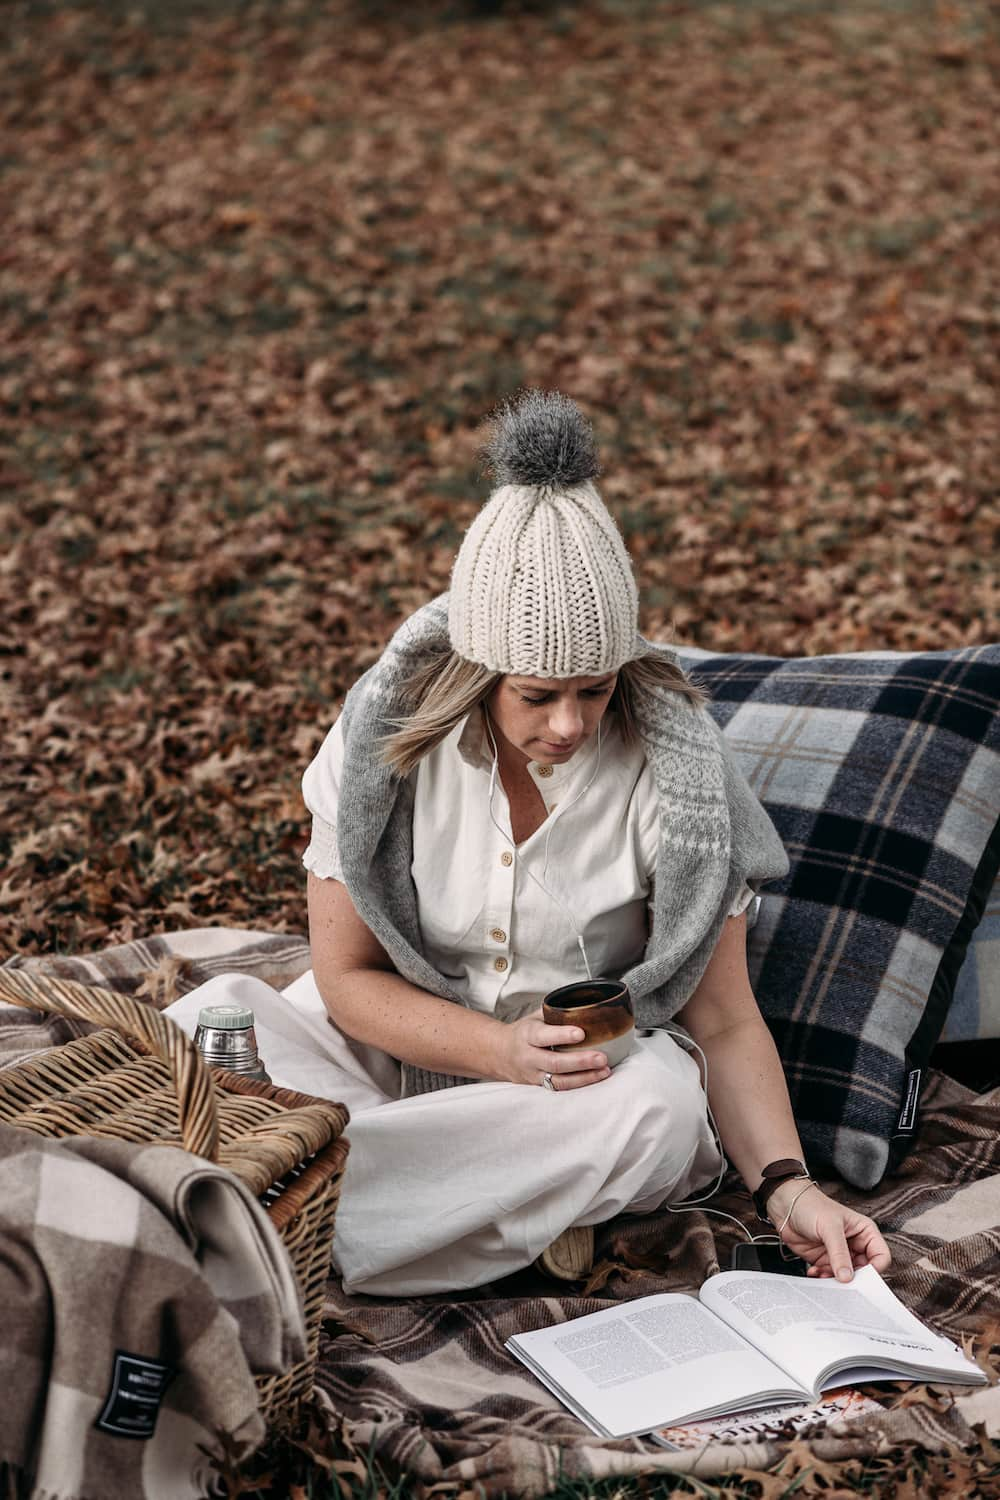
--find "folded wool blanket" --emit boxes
[3,928,999,1494]
[0,1119,306,1500]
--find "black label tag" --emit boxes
[95,1351,174,1440]
[895,1068,922,1135]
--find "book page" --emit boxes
[507,1293,804,1438]
[700,1265,976,1392]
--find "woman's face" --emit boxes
[486,672,617,768]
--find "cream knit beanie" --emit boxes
[448,391,639,677]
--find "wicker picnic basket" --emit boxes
[0,968,349,1429]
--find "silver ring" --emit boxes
[541,1071,556,1091]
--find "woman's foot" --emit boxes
[535,1224,594,1281]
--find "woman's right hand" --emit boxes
[492,1009,612,1090]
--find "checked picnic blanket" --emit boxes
[0,1115,306,1500]
[3,928,999,1494]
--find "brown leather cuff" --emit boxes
[751,1158,809,1223]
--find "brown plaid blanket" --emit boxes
[0,1111,306,1500]
[3,929,999,1493]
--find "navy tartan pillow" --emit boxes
[675,646,1000,1189]
[941,868,1000,1041]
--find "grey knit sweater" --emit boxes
[335,595,789,1097]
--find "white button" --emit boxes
[491,927,507,944]
[494,957,508,973]
[536,764,553,778]
[500,851,513,867]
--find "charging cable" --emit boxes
[653,1020,789,1247]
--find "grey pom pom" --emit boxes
[486,390,599,489]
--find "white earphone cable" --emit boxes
[483,709,772,1243]
[483,709,602,980]
[652,1021,783,1244]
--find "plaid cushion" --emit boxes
[941,869,1000,1041]
[674,645,1000,1189]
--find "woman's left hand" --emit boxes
[769,1181,891,1281]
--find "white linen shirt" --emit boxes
[302,710,752,1022]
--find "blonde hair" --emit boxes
[380,647,501,778]
[380,644,707,778]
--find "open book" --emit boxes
[506,1265,986,1439]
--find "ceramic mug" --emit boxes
[541,978,635,1069]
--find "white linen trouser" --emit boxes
[164,971,723,1297]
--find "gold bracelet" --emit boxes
[775,1179,818,1237]
[761,1172,811,1226]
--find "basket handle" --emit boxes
[0,969,220,1161]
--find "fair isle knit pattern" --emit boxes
[335,596,789,1098]
[447,480,639,677]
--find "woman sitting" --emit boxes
[168,390,890,1297]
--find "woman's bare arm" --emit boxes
[675,913,804,1186]
[676,912,890,1280]
[306,872,610,1088]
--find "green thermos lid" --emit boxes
[196,1003,255,1030]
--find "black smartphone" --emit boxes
[730,1242,809,1276]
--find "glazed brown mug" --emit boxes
[541,978,635,1069]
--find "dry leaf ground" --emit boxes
[2,0,997,959]
[1,4,998,1493]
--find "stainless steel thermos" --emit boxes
[193,1003,271,1082]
